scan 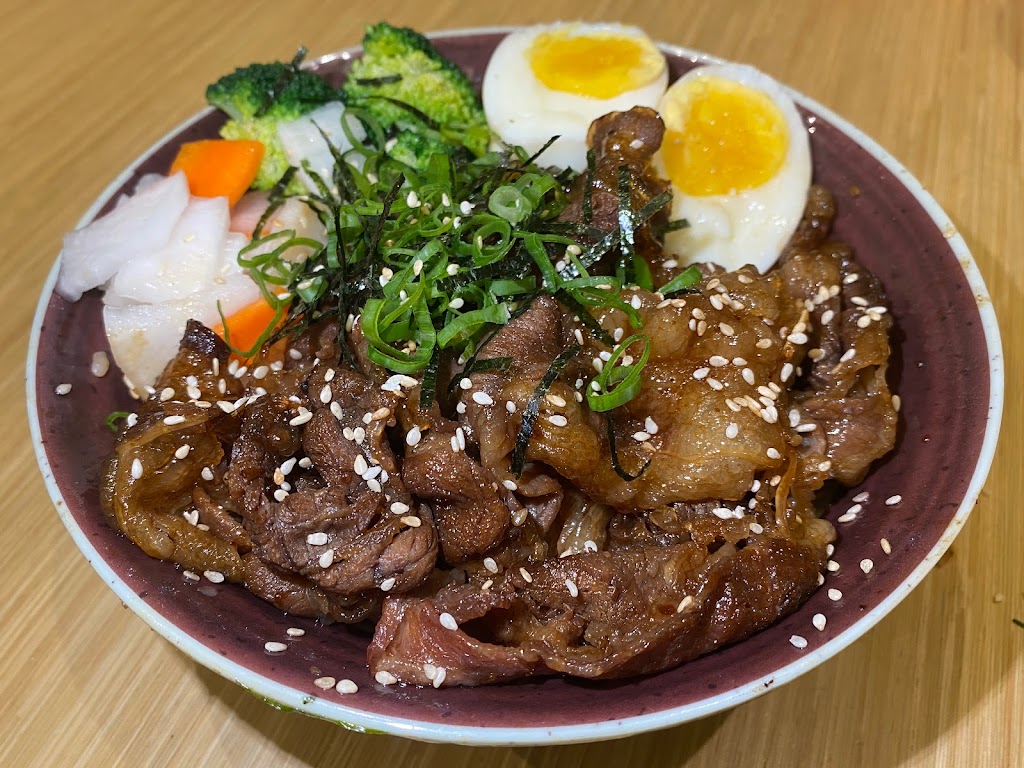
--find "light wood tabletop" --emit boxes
[3,0,1021,765]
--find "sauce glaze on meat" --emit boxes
[100,109,897,686]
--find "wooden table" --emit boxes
[4,0,1020,765]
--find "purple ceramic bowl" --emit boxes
[27,28,1003,745]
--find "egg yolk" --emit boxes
[662,77,789,196]
[529,29,663,100]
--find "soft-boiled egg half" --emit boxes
[482,22,668,171]
[654,63,811,273]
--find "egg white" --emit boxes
[482,22,668,171]
[656,63,812,274]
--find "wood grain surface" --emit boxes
[3,1,1021,765]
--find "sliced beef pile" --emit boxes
[101,320,438,623]
[103,114,898,688]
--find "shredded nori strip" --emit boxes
[256,47,308,118]
[582,149,596,224]
[605,413,651,481]
[418,347,441,411]
[446,356,513,395]
[510,344,580,477]
[354,74,403,86]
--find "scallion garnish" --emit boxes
[510,344,580,477]
[659,265,703,296]
[586,333,651,413]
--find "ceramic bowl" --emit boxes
[27,29,1003,745]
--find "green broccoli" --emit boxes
[342,23,490,169]
[206,57,340,189]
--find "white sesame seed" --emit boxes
[881,538,892,555]
[375,670,398,686]
[817,573,825,586]
[519,567,533,583]
[826,560,840,572]
[692,367,710,381]
[204,570,224,584]
[273,489,289,502]
[379,577,397,592]
[766,447,781,460]
[632,431,651,442]
[439,612,459,631]
[130,458,144,479]
[892,395,902,412]
[584,540,598,553]
[319,550,335,568]
[719,322,735,336]
[853,491,870,503]
[712,507,734,520]
[812,613,827,631]
[787,332,809,345]
[780,363,794,382]
[502,479,518,492]
[709,355,729,367]
[548,414,569,427]
[860,558,874,574]
[312,676,337,690]
[336,679,359,694]
[756,338,773,349]
[481,558,499,575]
[289,410,313,426]
[828,588,843,601]
[818,460,833,472]
[264,641,287,653]
[808,347,825,361]
[789,635,808,649]
[471,391,494,406]
[402,426,422,448]
[837,512,858,523]
[677,595,694,613]
[54,382,73,396]
[885,494,903,506]
[707,378,724,391]
[749,522,765,535]
[644,416,659,434]
[432,667,447,688]
[162,414,186,426]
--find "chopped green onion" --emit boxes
[659,265,703,296]
[586,333,651,412]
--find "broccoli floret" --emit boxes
[206,60,339,189]
[342,23,489,167]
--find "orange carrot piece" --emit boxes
[213,295,287,357]
[169,139,264,206]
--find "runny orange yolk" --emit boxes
[661,77,789,197]
[528,30,662,100]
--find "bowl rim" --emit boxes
[26,26,1004,746]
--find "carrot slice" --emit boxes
[212,295,288,358]
[169,139,264,206]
